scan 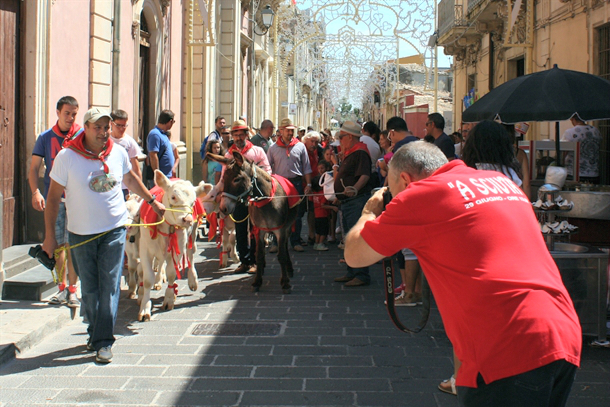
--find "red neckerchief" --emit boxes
[228,140,254,155]
[64,133,114,174]
[343,141,369,158]
[52,122,83,141]
[275,136,299,156]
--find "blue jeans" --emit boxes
[458,359,577,407]
[289,178,306,247]
[340,194,370,284]
[69,227,126,351]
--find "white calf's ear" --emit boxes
[154,170,171,191]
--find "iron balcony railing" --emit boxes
[438,0,467,39]
[467,0,485,14]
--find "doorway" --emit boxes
[0,0,21,248]
[138,12,152,146]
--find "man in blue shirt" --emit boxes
[147,110,175,184]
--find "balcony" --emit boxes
[438,0,467,41]
[437,0,504,56]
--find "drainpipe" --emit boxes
[111,0,121,109]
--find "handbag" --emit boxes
[319,171,336,201]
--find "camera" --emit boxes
[28,245,56,270]
[372,187,393,210]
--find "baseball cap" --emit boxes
[83,107,112,124]
[298,126,306,132]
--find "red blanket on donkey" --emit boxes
[139,184,205,239]
[250,175,302,208]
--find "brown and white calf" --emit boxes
[137,171,209,322]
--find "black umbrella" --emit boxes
[462,65,610,165]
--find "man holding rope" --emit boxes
[332,121,372,287]
[344,141,581,406]
[42,108,164,364]
[225,119,271,275]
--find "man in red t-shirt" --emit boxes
[344,141,581,407]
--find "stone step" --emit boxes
[2,264,57,301]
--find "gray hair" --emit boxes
[389,140,448,179]
[302,131,321,143]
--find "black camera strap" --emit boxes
[383,256,431,333]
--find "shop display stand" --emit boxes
[534,191,576,251]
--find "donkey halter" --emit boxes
[221,162,264,205]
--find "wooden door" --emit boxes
[0,0,20,249]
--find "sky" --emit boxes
[291,0,452,106]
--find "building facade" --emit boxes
[437,0,610,183]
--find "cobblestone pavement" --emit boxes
[0,239,608,406]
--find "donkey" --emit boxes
[208,151,300,293]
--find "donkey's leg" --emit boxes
[277,228,292,294]
[252,229,265,292]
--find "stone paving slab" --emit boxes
[0,239,608,406]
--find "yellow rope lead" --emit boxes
[51,216,167,283]
[230,213,250,223]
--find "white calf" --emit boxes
[137,171,209,322]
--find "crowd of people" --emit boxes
[31,99,590,405]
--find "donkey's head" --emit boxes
[207,151,253,215]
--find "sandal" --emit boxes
[438,375,457,396]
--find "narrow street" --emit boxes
[1,236,609,406]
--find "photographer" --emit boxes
[344,141,581,406]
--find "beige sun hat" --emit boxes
[340,121,362,137]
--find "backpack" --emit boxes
[319,171,335,201]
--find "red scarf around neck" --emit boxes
[65,133,114,174]
[228,140,254,155]
[52,122,83,141]
[344,141,369,158]
[275,136,299,156]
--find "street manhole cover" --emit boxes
[191,323,281,336]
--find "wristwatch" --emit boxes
[147,195,157,205]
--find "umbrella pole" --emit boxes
[555,122,561,167]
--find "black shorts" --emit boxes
[314,217,329,237]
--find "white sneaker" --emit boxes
[337,241,345,250]
[67,292,80,308]
[48,289,67,305]
[315,243,329,251]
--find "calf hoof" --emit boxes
[251,286,260,293]
[139,313,151,322]
[152,283,162,291]
[162,300,175,311]
[282,287,292,294]
[128,291,137,300]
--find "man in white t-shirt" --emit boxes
[110,109,142,198]
[561,114,601,183]
[42,108,164,364]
